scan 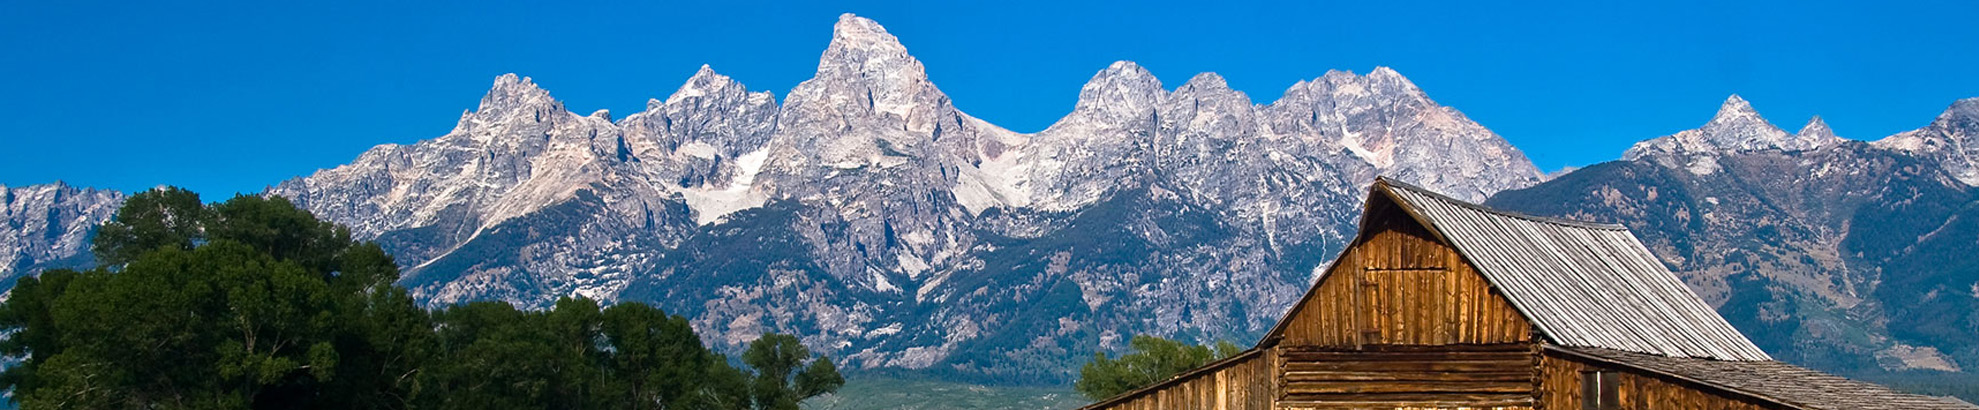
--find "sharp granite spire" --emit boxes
[664,65,753,106]
[1797,115,1837,141]
[1698,94,1793,151]
[475,74,561,119]
[1058,60,1163,124]
[1625,95,1837,174]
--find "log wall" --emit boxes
[1276,343,1538,409]
[1537,352,1784,410]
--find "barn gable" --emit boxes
[1265,177,1768,361]
[1269,182,1533,349]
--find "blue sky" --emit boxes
[3,0,1976,197]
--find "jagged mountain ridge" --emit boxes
[269,13,1542,381]
[0,182,124,288]
[1491,95,1979,375]
[6,13,1974,385]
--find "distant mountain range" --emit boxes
[1491,96,1979,374]
[3,13,1972,382]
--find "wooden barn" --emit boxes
[1079,177,1974,410]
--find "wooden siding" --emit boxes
[1280,197,1533,348]
[1538,352,1784,410]
[1381,179,1769,360]
[1092,348,1278,410]
[1277,344,1539,409]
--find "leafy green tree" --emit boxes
[1074,335,1244,400]
[419,298,782,410]
[90,186,208,267]
[0,186,844,410]
[599,302,725,409]
[0,268,82,404]
[739,333,844,410]
[419,300,605,410]
[0,189,429,409]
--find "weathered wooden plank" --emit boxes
[1283,380,1534,394]
[1280,370,1535,382]
[1283,360,1533,373]
[1280,346,1532,355]
[1279,392,1534,404]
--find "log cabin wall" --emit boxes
[1275,344,1539,409]
[1537,352,1785,410]
[1094,348,1279,410]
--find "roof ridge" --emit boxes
[1375,176,1628,231]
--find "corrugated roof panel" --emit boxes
[1381,178,1771,361]
[1558,347,1977,410]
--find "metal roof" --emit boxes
[1378,177,1772,361]
[1555,346,1977,410]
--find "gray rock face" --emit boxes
[1494,96,1979,375]
[270,74,701,306]
[1875,98,1979,185]
[1624,95,1845,175]
[259,13,1547,380]
[0,182,124,286]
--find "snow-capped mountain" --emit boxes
[0,182,124,287]
[1493,96,1979,375]
[265,13,1542,380]
[6,13,1975,384]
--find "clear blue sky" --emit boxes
[4,0,1976,197]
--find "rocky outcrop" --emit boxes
[0,182,124,286]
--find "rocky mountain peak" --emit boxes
[771,13,966,173]
[664,65,752,106]
[1713,94,1760,122]
[814,14,925,86]
[1065,61,1163,118]
[1179,72,1231,92]
[1941,98,1979,129]
[1797,116,1836,140]
[1624,95,1828,170]
[249,14,1550,378]
[830,13,896,49]
[1873,98,1979,185]
[621,62,779,174]
[1879,98,1979,150]
[1696,95,1790,146]
[1163,72,1256,132]
[477,74,560,117]
[1365,66,1424,95]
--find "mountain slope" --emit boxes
[267,13,1543,382]
[1491,96,1979,374]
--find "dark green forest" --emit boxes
[0,188,841,409]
